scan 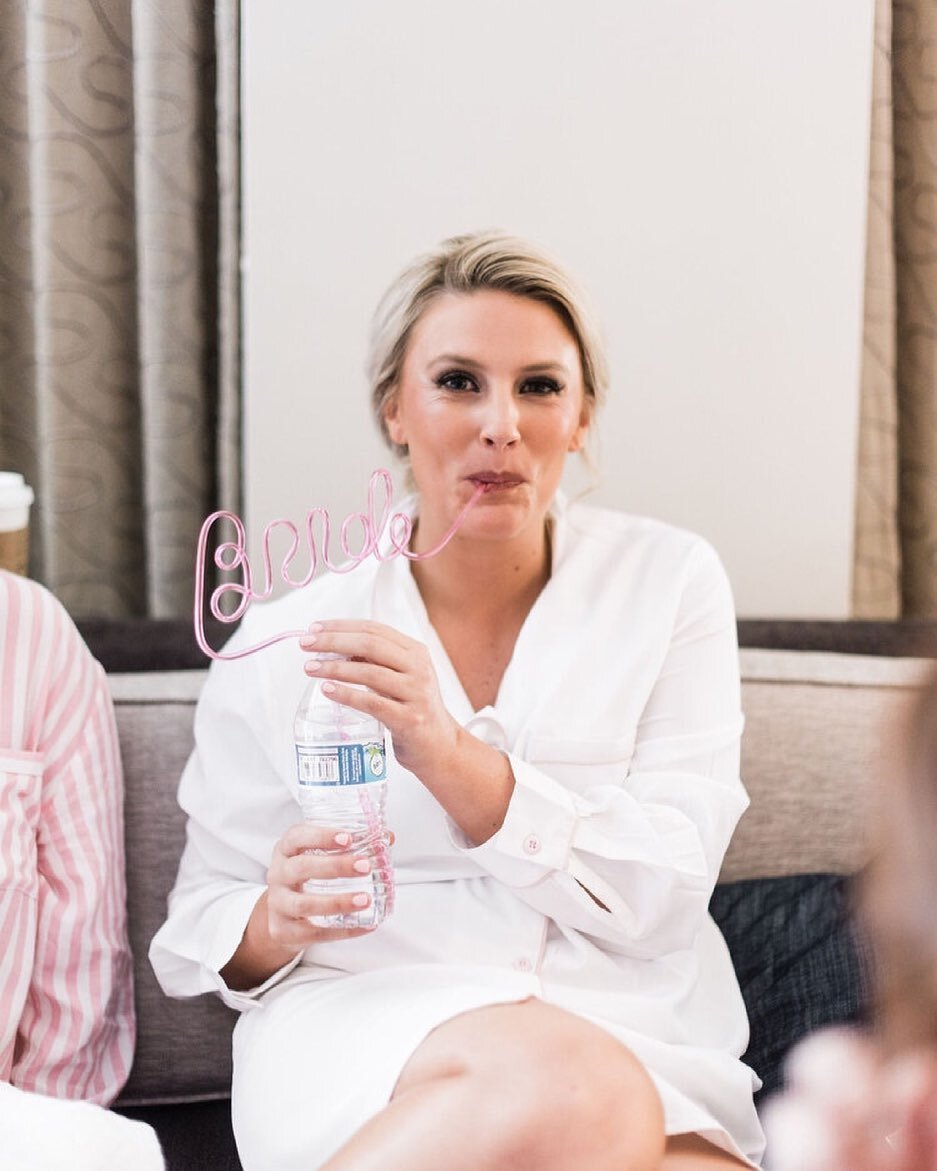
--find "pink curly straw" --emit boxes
[194,469,486,661]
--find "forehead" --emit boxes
[405,289,580,367]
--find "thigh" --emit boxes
[663,1132,756,1169]
[231,969,537,1171]
[395,997,646,1093]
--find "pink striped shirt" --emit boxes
[0,571,134,1105]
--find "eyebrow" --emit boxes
[430,354,571,375]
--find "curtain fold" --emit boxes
[0,0,240,618]
[893,0,937,617]
[855,0,937,618]
[854,0,901,619]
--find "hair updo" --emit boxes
[367,230,609,460]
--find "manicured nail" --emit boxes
[322,682,336,694]
[304,659,320,672]
[353,859,372,874]
[300,623,322,647]
[334,832,351,846]
[352,893,371,907]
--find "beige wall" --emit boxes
[242,0,874,617]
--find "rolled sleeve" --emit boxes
[150,882,302,1012]
[448,754,577,885]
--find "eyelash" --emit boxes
[434,371,564,396]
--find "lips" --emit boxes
[467,471,525,489]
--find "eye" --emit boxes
[434,370,479,393]
[521,377,563,396]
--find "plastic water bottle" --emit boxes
[293,657,394,929]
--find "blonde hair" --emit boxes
[367,230,609,461]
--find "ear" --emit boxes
[567,406,590,453]
[383,392,406,447]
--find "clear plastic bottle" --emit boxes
[293,657,394,929]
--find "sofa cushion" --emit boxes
[723,650,931,881]
[109,671,236,1107]
[108,651,925,1106]
[710,873,869,1101]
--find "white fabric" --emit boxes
[150,496,765,1166]
[0,1081,164,1170]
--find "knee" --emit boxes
[474,1009,665,1171]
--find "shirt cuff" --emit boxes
[205,886,304,1011]
[447,754,578,887]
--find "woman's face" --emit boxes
[384,289,590,546]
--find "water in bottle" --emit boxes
[293,658,394,928]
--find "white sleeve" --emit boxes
[148,648,303,1012]
[448,542,748,957]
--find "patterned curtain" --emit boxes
[854,0,937,617]
[0,0,240,618]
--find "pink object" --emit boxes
[0,571,134,1104]
[194,469,485,660]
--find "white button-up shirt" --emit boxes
[151,496,764,1162]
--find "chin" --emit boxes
[465,503,541,542]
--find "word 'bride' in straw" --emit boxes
[194,469,485,661]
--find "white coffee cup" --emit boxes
[0,472,35,575]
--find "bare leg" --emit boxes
[662,1133,755,1169]
[320,999,665,1171]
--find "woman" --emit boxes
[0,569,163,1168]
[764,671,937,1171]
[151,231,765,1169]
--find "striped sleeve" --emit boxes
[0,572,135,1104]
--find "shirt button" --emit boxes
[513,957,532,972]
[522,834,541,855]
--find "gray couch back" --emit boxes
[111,672,232,1106]
[109,650,932,1107]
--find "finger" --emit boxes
[276,824,353,860]
[274,824,395,880]
[276,886,377,925]
[280,848,379,888]
[300,625,417,671]
[302,888,376,919]
[303,619,413,651]
[275,921,378,948]
[303,655,414,703]
[304,678,404,726]
[269,910,377,948]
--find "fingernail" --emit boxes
[304,659,320,672]
[353,859,371,874]
[352,893,370,907]
[322,682,336,694]
[334,832,351,846]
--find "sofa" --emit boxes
[78,617,936,1171]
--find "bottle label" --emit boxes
[296,740,386,787]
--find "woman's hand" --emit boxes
[220,822,385,992]
[265,823,383,946]
[298,620,515,844]
[299,620,461,782]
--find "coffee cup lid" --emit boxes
[0,472,35,508]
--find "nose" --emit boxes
[479,388,520,449]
